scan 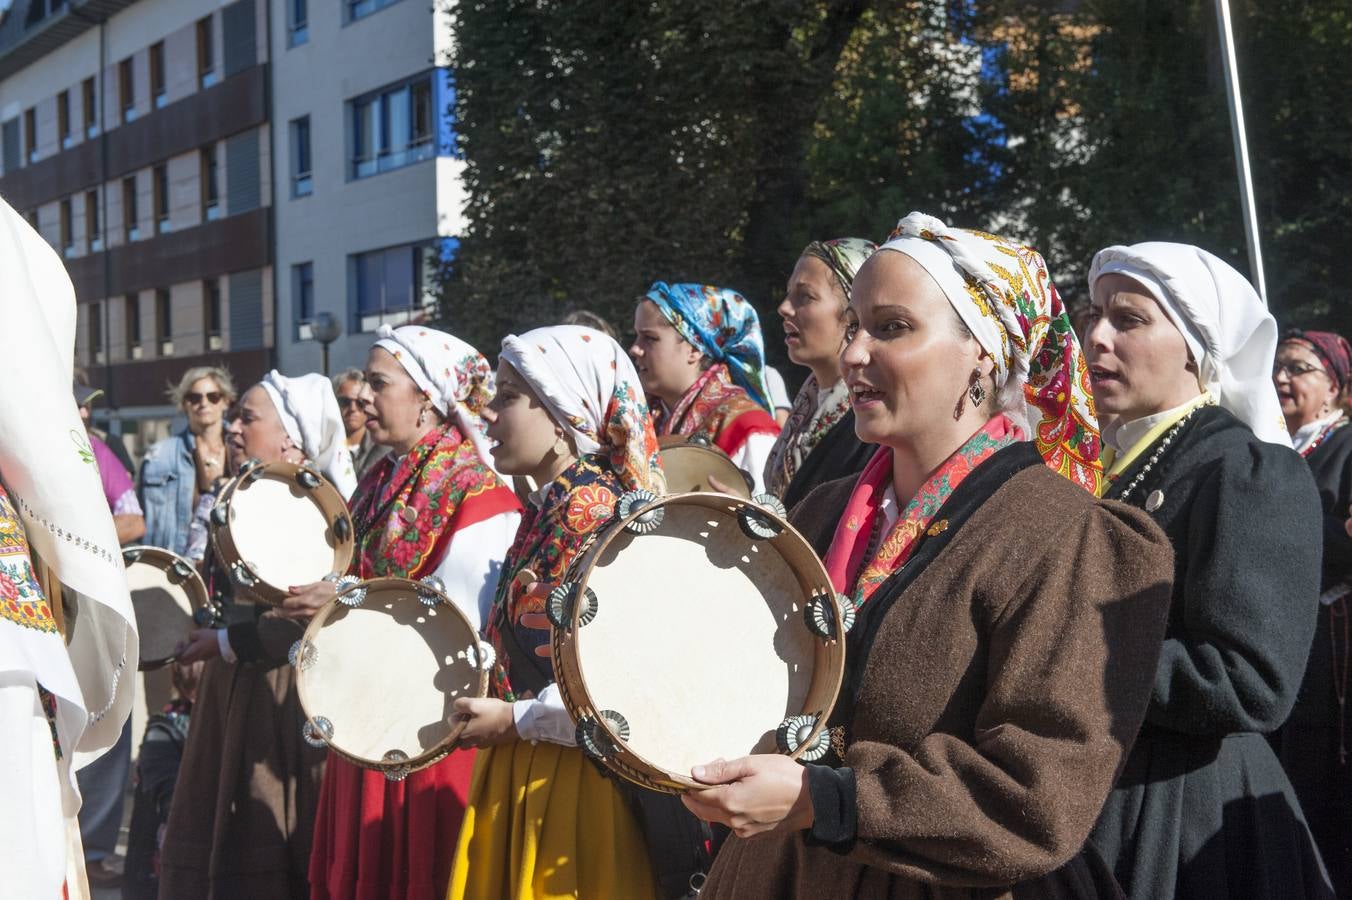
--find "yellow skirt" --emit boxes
[447,739,658,900]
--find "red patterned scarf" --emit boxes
[824,415,1020,606]
[349,424,519,579]
[654,363,778,456]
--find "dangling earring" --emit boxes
[553,434,569,456]
[417,408,427,428]
[968,368,988,409]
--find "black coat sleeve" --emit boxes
[1146,441,1323,734]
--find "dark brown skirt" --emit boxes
[157,654,326,900]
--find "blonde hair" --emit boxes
[332,367,366,391]
[168,366,237,406]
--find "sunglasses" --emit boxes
[185,391,223,405]
[338,397,365,409]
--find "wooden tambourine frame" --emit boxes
[292,575,494,781]
[122,545,209,671]
[550,490,848,793]
[209,459,355,605]
[657,434,754,498]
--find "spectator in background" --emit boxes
[332,368,387,481]
[139,367,234,555]
[76,384,144,546]
[73,382,144,888]
[763,365,793,426]
[74,366,135,476]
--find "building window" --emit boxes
[347,0,401,23]
[155,288,173,356]
[197,16,218,89]
[82,77,97,138]
[294,262,315,339]
[122,176,139,241]
[289,0,308,46]
[350,75,434,180]
[59,198,73,257]
[205,279,223,350]
[24,107,36,163]
[25,209,39,230]
[351,242,435,332]
[57,91,71,149]
[153,164,170,233]
[150,41,167,108]
[125,293,142,359]
[291,116,312,197]
[119,57,135,123]
[85,190,101,251]
[88,302,105,365]
[201,145,221,220]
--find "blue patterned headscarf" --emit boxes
[641,282,771,410]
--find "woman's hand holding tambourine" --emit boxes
[277,580,337,622]
[451,697,519,747]
[175,628,223,665]
[680,754,814,838]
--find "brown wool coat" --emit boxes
[702,459,1174,900]
[157,609,325,900]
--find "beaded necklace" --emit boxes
[1299,415,1348,459]
[1115,397,1217,504]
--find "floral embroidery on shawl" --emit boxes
[654,363,776,451]
[0,484,57,633]
[350,424,517,580]
[826,415,1020,607]
[484,455,620,701]
[764,376,852,498]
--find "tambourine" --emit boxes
[210,459,354,604]
[550,490,847,792]
[122,545,210,670]
[292,575,494,780]
[656,434,753,498]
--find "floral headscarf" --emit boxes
[499,325,664,495]
[642,282,772,411]
[882,211,1103,493]
[373,324,496,470]
[801,237,877,303]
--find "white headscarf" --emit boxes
[1089,242,1290,446]
[499,325,664,494]
[0,196,138,825]
[372,324,496,471]
[260,370,357,499]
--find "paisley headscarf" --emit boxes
[801,237,878,304]
[373,324,496,470]
[642,282,772,411]
[882,211,1103,493]
[499,325,664,495]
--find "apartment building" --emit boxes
[268,0,460,375]
[0,0,274,447]
[1,0,461,450]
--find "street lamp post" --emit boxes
[312,312,342,377]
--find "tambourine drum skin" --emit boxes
[292,576,495,780]
[211,459,355,605]
[656,434,753,499]
[551,491,848,793]
[123,545,209,671]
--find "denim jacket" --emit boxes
[138,428,206,555]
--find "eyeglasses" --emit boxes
[338,397,365,409]
[1272,362,1327,379]
[185,391,223,405]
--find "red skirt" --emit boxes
[308,748,476,900]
